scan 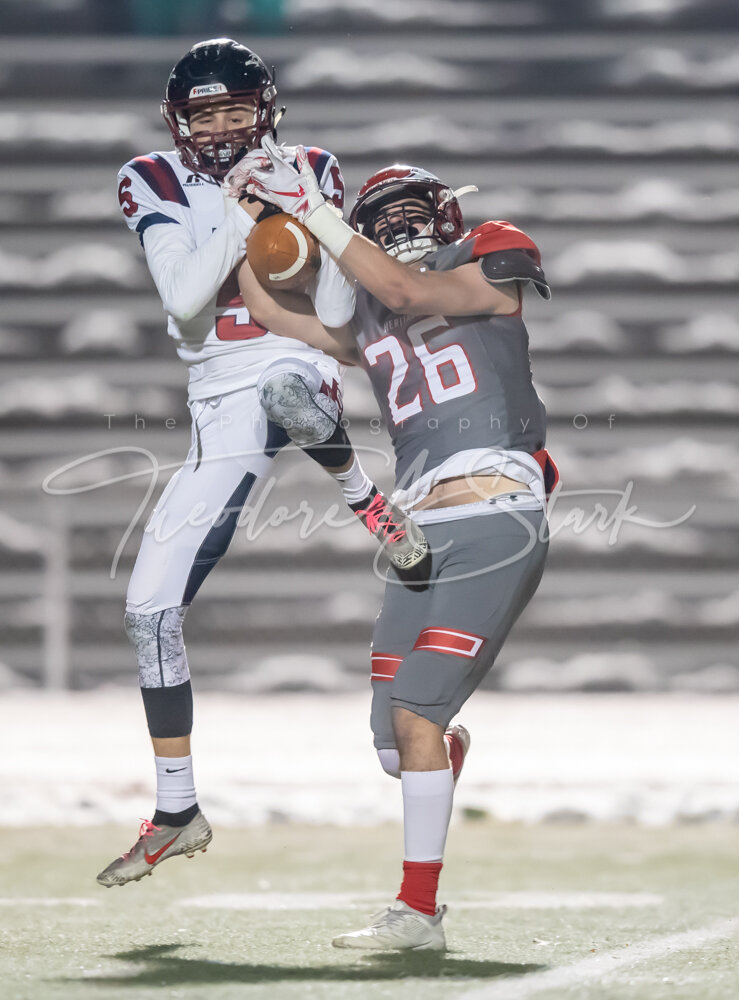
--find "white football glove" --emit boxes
[245,135,325,222]
[221,147,272,200]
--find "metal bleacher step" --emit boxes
[0,15,736,690]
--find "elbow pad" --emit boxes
[479,249,551,300]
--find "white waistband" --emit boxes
[411,492,544,525]
[392,448,547,512]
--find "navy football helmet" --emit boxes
[161,38,282,178]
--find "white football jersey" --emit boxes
[117,147,350,401]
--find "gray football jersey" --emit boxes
[354,222,548,488]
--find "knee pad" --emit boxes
[125,606,190,689]
[257,358,342,448]
[377,748,401,779]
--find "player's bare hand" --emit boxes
[238,194,273,221]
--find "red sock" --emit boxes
[397,860,443,916]
[445,732,463,777]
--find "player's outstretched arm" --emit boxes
[238,257,358,363]
[244,140,519,317]
[338,241,519,317]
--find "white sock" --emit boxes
[154,755,197,814]
[401,768,454,862]
[331,456,373,506]
[377,748,401,778]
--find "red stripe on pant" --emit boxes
[371,653,403,681]
[413,627,485,659]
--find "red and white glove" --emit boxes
[248,136,355,258]
[245,136,324,222]
[222,147,273,200]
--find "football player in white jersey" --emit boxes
[97,39,429,888]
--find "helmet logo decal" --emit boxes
[189,83,228,98]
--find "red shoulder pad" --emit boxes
[463,221,541,266]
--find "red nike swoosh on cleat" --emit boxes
[144,834,180,865]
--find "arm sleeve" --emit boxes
[117,160,255,322]
[302,148,354,325]
[308,246,357,328]
[142,199,255,322]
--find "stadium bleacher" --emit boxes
[0,0,737,692]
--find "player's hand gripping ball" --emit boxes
[246,212,321,292]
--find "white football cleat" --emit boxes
[332,900,447,951]
[445,723,471,787]
[96,811,212,887]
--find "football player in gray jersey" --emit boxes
[237,146,557,951]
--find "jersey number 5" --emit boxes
[215,268,267,341]
[117,177,138,218]
[363,317,477,425]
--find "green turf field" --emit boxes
[1,822,738,1000]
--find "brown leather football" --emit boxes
[246,212,321,292]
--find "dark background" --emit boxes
[0,0,737,694]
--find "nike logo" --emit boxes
[165,767,186,773]
[145,834,180,865]
[272,185,305,198]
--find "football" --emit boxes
[246,211,321,292]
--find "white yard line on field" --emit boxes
[0,897,99,906]
[179,891,663,912]
[457,916,739,1000]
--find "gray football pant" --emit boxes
[370,507,548,749]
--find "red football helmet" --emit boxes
[161,38,281,179]
[349,165,468,262]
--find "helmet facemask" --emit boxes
[365,195,439,263]
[162,88,277,178]
[351,166,477,260]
